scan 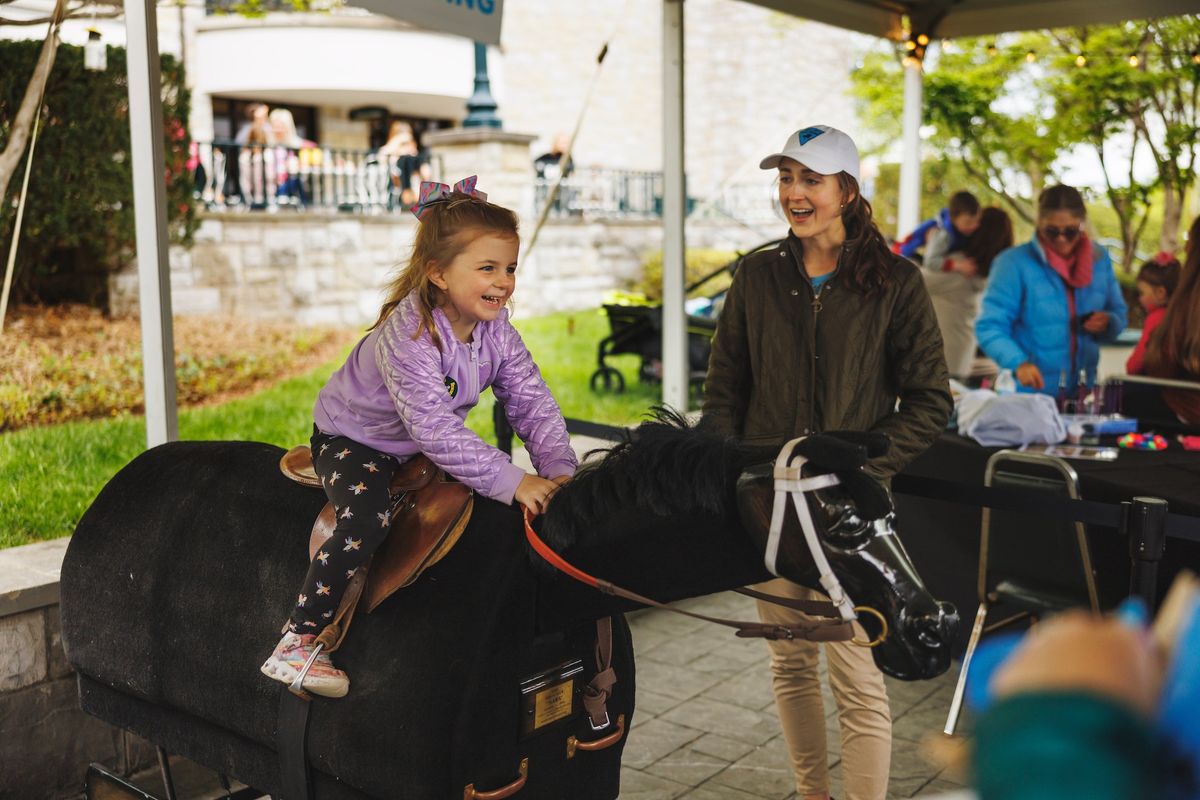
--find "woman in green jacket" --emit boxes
[703,125,951,800]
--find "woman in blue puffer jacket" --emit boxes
[975,184,1127,394]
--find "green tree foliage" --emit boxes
[0,41,197,306]
[851,18,1200,269]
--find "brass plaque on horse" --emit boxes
[519,659,583,737]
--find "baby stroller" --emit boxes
[589,241,779,393]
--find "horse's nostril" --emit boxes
[913,617,943,648]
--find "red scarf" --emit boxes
[1039,233,1094,375]
[1041,232,1094,288]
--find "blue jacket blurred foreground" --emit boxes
[975,238,1127,393]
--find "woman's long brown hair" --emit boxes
[1146,215,1200,377]
[835,173,895,294]
[962,207,1014,279]
[370,193,519,350]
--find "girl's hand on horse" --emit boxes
[516,474,559,517]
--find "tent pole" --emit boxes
[125,0,178,447]
[897,57,923,239]
[661,0,687,412]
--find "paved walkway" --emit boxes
[621,594,968,799]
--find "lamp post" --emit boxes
[463,41,501,128]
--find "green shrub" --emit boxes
[632,248,739,302]
[0,41,197,306]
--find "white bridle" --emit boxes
[763,437,859,623]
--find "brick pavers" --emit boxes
[622,594,968,800]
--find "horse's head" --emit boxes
[736,435,959,681]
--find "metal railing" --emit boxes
[534,168,663,220]
[190,140,402,214]
[189,142,780,224]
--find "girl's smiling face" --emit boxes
[777,157,849,241]
[431,231,520,341]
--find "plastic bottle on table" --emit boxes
[994,369,1017,395]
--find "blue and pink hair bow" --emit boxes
[411,175,488,220]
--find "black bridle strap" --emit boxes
[523,510,853,642]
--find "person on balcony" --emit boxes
[378,121,427,210]
[269,108,318,208]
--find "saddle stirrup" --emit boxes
[289,642,325,696]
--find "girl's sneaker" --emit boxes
[260,632,349,698]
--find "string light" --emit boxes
[1193,51,1200,65]
[905,39,917,51]
[916,34,930,46]
[1026,49,1037,63]
[987,41,998,57]
[1128,53,1140,67]
[1075,53,1087,67]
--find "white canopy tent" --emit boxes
[125,0,1200,442]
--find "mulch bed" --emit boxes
[1,304,355,432]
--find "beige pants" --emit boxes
[756,578,892,800]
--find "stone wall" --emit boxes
[0,540,155,800]
[108,212,771,327]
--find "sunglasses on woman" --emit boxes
[1042,225,1082,241]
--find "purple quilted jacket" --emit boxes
[313,293,577,505]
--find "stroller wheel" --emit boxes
[590,366,626,394]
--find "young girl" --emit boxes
[704,125,951,800]
[1125,251,1181,375]
[261,177,577,697]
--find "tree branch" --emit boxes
[0,8,118,24]
[0,0,68,206]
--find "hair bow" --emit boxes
[411,175,488,220]
[1154,250,1175,266]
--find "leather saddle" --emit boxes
[279,446,473,648]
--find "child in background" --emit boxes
[1126,252,1181,375]
[260,177,577,698]
[896,190,982,265]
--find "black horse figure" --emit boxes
[60,413,956,800]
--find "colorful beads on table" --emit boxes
[1118,433,1169,450]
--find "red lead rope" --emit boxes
[524,508,600,588]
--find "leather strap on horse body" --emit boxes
[523,510,853,642]
[582,617,616,730]
[277,688,314,800]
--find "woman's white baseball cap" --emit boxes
[760,125,861,184]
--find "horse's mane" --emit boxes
[540,408,775,551]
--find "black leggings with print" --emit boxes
[286,428,400,634]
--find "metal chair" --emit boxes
[943,450,1100,735]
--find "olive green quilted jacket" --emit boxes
[702,235,952,479]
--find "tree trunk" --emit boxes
[0,0,67,206]
[1161,184,1184,253]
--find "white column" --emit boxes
[126,0,178,446]
[661,0,687,412]
[897,57,924,239]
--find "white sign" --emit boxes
[350,0,505,45]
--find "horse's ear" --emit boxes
[823,430,891,459]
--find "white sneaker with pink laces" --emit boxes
[260,632,349,698]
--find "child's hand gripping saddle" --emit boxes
[279,446,473,650]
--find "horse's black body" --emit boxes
[61,417,956,799]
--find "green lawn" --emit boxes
[0,309,675,548]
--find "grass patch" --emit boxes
[1,308,680,548]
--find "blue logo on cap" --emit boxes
[796,127,825,145]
